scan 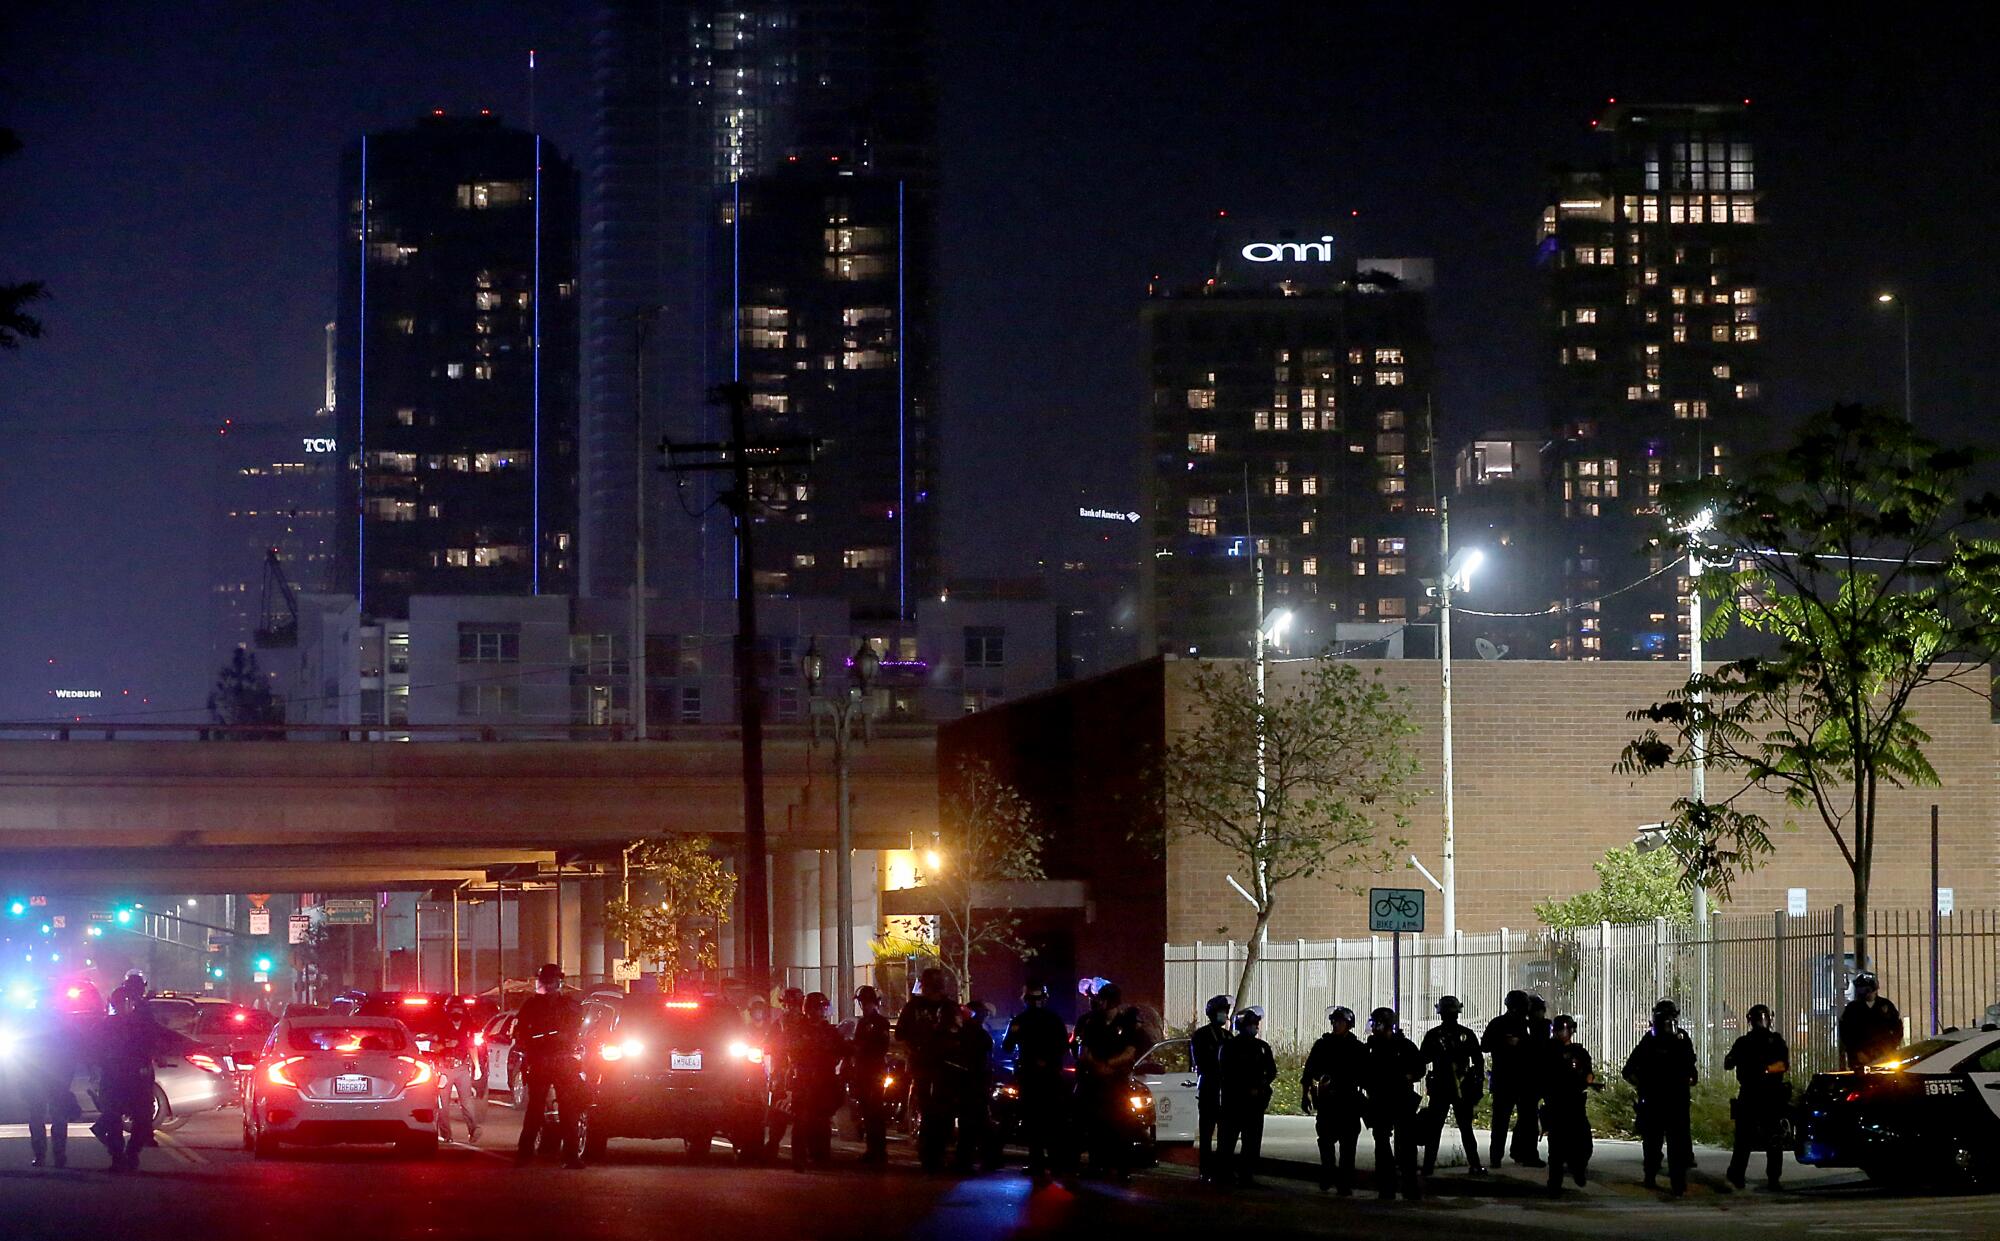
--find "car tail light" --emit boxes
[1843,1088,1864,1103]
[726,1040,764,1064]
[601,1038,644,1062]
[233,1012,249,1024]
[663,999,701,1010]
[187,1053,223,1074]
[402,996,432,1007]
[474,1032,486,1048]
[396,1055,433,1087]
[1126,1092,1151,1113]
[266,1056,306,1088]
[65,987,82,1001]
[882,1073,896,1090]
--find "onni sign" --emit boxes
[1240,236,1336,263]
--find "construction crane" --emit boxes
[254,546,300,649]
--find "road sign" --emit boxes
[612,959,641,983]
[288,914,312,945]
[1939,887,1955,916]
[51,915,65,929]
[1368,887,1426,933]
[249,910,272,936]
[29,896,46,907]
[89,911,112,922]
[1787,888,1808,917]
[323,899,373,926]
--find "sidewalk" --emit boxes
[1165,1115,1862,1197]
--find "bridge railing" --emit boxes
[0,720,939,742]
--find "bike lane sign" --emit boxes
[1369,888,1426,933]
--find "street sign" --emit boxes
[51,915,64,929]
[249,910,272,936]
[612,959,641,983]
[29,896,46,907]
[1368,887,1426,933]
[254,971,269,984]
[323,898,373,926]
[1939,887,1955,916]
[1787,888,1808,917]
[288,914,312,945]
[89,911,112,922]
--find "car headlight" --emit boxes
[1126,1092,1151,1113]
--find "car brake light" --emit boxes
[474,1032,486,1048]
[233,1012,248,1023]
[187,1053,223,1074]
[663,1000,701,1010]
[1843,1089,1864,1102]
[726,1040,764,1064]
[882,1074,896,1090]
[396,1055,433,1087]
[266,1056,306,1087]
[601,1038,644,1062]
[66,987,82,1000]
[402,996,432,1007]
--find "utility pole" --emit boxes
[663,382,817,991]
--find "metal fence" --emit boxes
[1166,907,2000,1076]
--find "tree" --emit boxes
[1163,657,1420,1012]
[603,835,736,992]
[206,647,283,735]
[928,759,1047,990]
[1534,846,1693,930]
[1,129,47,350]
[1620,405,2000,966]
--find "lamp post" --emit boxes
[1249,555,1291,992]
[805,638,879,1015]
[1876,292,1913,422]
[1683,507,1716,1065]
[1429,495,1484,943]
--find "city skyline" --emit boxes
[1,4,1988,718]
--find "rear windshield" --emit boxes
[288,1025,408,1053]
[197,1007,274,1039]
[147,1002,201,1035]
[1881,1037,1962,1068]
[614,1006,742,1046]
[355,998,456,1032]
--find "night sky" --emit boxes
[2,4,1993,719]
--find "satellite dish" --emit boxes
[1474,637,1509,661]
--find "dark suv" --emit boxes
[576,995,768,1163]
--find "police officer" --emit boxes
[1838,973,1903,1070]
[1361,1007,1425,1201]
[19,1003,83,1168]
[1481,988,1531,1167]
[1190,994,1233,1182]
[849,985,894,1165]
[1075,982,1146,1178]
[513,962,585,1169]
[1542,1014,1600,1194]
[788,992,846,1170]
[1001,983,1069,1178]
[897,967,957,1172]
[764,986,809,1160]
[435,995,483,1145]
[1300,1005,1365,1194]
[952,999,996,1172]
[96,981,170,1172]
[1216,1007,1276,1186]
[1724,1003,1790,1190]
[1623,998,1697,1194]
[1419,994,1486,1177]
[1510,993,1551,1166]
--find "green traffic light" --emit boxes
[6,901,23,917]
[115,908,134,925]
[255,956,274,972]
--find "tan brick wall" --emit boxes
[1165,658,1999,943]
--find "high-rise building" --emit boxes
[1143,233,1438,658]
[586,1,939,613]
[1541,101,1763,659]
[208,323,339,663]
[334,113,580,618]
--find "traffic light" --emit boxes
[254,954,275,973]
[85,926,104,938]
[207,965,226,981]
[114,907,134,925]
[6,901,23,918]
[37,923,50,936]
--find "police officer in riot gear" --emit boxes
[96,979,171,1172]
[1300,1005,1365,1194]
[19,1003,83,1168]
[849,985,894,1165]
[788,992,846,1169]
[1542,1014,1600,1193]
[1623,998,1697,1194]
[1216,1007,1276,1186]
[897,967,958,1172]
[1724,1003,1790,1189]
[1482,988,1531,1167]
[514,963,585,1168]
[1190,994,1232,1181]
[1511,993,1551,1166]
[1420,994,1486,1177]
[1362,1007,1425,1200]
[1001,982,1069,1178]
[1838,972,1903,1069]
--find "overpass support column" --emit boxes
[580,876,607,985]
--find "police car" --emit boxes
[1799,1025,2000,1187]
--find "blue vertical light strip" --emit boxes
[533,134,543,595]
[357,136,368,608]
[897,180,907,620]
[731,177,741,600]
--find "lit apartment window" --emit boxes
[1376,558,1406,575]
[1300,519,1315,535]
[1378,597,1407,618]
[1712,324,1731,343]
[1377,411,1405,430]
[1574,308,1598,324]
[1300,411,1318,430]
[841,547,892,569]
[1188,496,1217,516]
[1253,411,1271,431]
[1272,477,1290,496]
[1272,411,1291,431]
[1301,476,1318,495]
[1377,478,1406,495]
[1713,364,1732,380]
[1575,346,1598,361]
[1575,247,1597,265]
[1302,557,1318,576]
[1374,370,1405,386]
[1187,433,1217,454]
[1188,517,1217,536]
[1734,324,1760,341]
[1186,388,1215,409]
[1299,389,1317,409]
[792,553,816,568]
[1349,538,1368,554]
[1735,382,1761,400]
[1374,348,1404,364]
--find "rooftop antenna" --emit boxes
[528,48,537,132]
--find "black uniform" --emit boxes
[512,990,585,1165]
[1623,1026,1697,1192]
[1837,996,1902,1069]
[1216,1031,1277,1183]
[1074,1006,1145,1176]
[1511,1008,1550,1163]
[1418,1021,1485,1174]
[19,1009,82,1167]
[849,1010,895,1163]
[1724,1027,1790,1187]
[1001,1005,1070,1175]
[764,1008,809,1159]
[1300,1028,1366,1193]
[1542,1041,1596,1189]
[1361,1030,1426,1200]
[788,1020,846,1169]
[1481,1009,1531,1166]
[897,993,957,1172]
[96,1006,174,1170]
[950,1017,994,1172]
[1189,1018,1231,1180]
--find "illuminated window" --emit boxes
[1300,411,1318,430]
[1347,348,1365,364]
[1377,411,1405,430]
[1575,247,1597,265]
[1377,478,1406,495]
[1187,433,1217,454]
[1376,558,1406,575]
[1349,538,1367,554]
[455,181,529,210]
[792,554,816,568]
[841,547,892,569]
[1378,597,1407,618]
[1272,410,1291,431]
[1735,382,1761,400]
[1186,388,1215,409]
[1376,538,1405,554]
[1374,370,1405,386]
[1374,348,1404,364]
[1302,557,1318,576]
[1300,519,1314,535]
[1188,496,1217,516]
[1734,324,1760,341]
[1188,517,1217,536]
[1273,476,1291,496]
[1299,389,1317,409]
[1576,345,1598,361]
[445,363,465,379]
[1713,364,1732,380]
[1252,410,1270,431]
[1672,400,1710,420]
[1671,326,1688,343]
[1575,308,1599,324]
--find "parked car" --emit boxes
[480,1011,524,1104]
[1799,1026,2000,1187]
[1134,1038,1199,1143]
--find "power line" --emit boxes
[1453,556,1689,619]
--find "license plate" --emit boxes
[671,1052,702,1071]
[415,1038,432,1052]
[335,1074,371,1095]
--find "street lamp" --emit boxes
[1246,549,1293,997]
[1681,506,1718,1065]
[805,637,879,1015]
[1430,492,1484,944]
[1876,292,1913,422]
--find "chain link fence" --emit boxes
[1167,906,2000,1076]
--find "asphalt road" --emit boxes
[4,1104,2000,1241]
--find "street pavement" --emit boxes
[4,1104,2000,1241]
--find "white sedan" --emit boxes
[1136,1038,1200,1142]
[242,1015,442,1157]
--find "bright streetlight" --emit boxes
[1682,506,1718,1066]
[1876,291,1913,422]
[1431,495,1484,944]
